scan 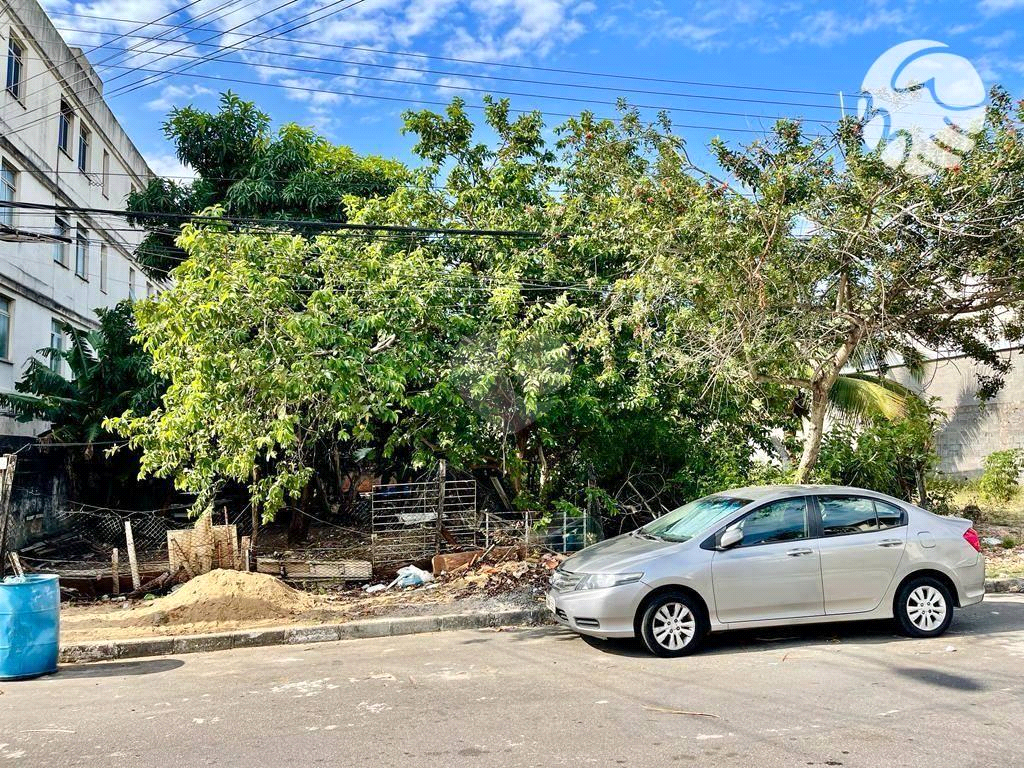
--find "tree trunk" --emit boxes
[793,385,829,483]
[287,485,312,544]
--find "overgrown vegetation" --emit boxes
[10,88,1024,533]
[979,449,1024,503]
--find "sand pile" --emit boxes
[126,569,319,627]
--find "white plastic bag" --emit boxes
[394,565,434,588]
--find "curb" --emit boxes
[59,606,552,664]
[985,577,1024,594]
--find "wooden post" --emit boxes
[240,536,252,572]
[111,548,120,595]
[124,520,141,591]
[435,459,447,553]
[8,552,23,578]
[0,454,18,580]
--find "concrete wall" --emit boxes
[0,0,156,437]
[890,346,1024,477]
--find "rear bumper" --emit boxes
[546,582,651,639]
[955,554,986,607]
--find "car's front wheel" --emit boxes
[894,576,954,638]
[639,592,708,657]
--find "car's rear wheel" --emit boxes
[639,592,708,657]
[895,576,954,638]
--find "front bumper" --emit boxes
[546,581,651,639]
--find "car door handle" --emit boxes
[877,539,904,548]
[786,548,814,557]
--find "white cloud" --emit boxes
[145,83,213,112]
[144,152,196,180]
[978,0,1024,13]
[973,30,1017,48]
[435,75,474,95]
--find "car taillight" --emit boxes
[963,528,982,552]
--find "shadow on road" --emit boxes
[50,658,185,680]
[889,666,985,691]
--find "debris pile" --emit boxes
[444,551,565,597]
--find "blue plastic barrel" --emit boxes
[0,574,60,680]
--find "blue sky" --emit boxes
[37,0,1024,179]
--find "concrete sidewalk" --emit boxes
[60,606,551,664]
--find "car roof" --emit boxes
[720,484,898,502]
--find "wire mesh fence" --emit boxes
[370,478,479,566]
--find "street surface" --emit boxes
[3,596,1024,767]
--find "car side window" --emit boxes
[875,500,905,529]
[818,496,880,536]
[735,498,809,546]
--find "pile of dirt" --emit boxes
[125,569,319,627]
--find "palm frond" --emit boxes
[828,373,923,422]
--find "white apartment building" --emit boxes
[1,0,155,437]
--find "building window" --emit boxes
[0,159,15,228]
[53,215,70,266]
[49,319,64,373]
[78,124,91,173]
[99,243,108,293]
[75,225,89,279]
[0,296,10,360]
[5,36,23,101]
[58,100,73,155]
[101,150,110,198]
[129,267,136,300]
[146,281,153,298]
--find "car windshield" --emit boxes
[641,495,751,542]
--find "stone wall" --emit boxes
[890,346,1024,477]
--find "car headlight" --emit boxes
[576,572,644,590]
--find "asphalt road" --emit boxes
[3,596,1024,768]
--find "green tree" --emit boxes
[126,92,408,278]
[110,98,779,529]
[575,92,1024,481]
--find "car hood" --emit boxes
[561,532,678,574]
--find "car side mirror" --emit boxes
[719,526,743,550]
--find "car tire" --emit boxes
[894,576,954,638]
[639,592,708,657]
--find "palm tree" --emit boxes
[0,302,163,449]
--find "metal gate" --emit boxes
[370,478,478,566]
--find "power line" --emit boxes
[0,200,547,238]
[33,23,847,112]
[16,62,835,138]
[46,8,853,98]
[7,0,261,133]
[8,0,353,137]
[8,0,216,100]
[45,48,841,126]
[109,0,373,101]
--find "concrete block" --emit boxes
[170,632,236,655]
[387,615,443,636]
[232,628,287,649]
[284,625,342,645]
[339,619,392,639]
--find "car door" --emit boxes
[814,495,908,615]
[712,496,825,624]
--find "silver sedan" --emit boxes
[547,485,985,657]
